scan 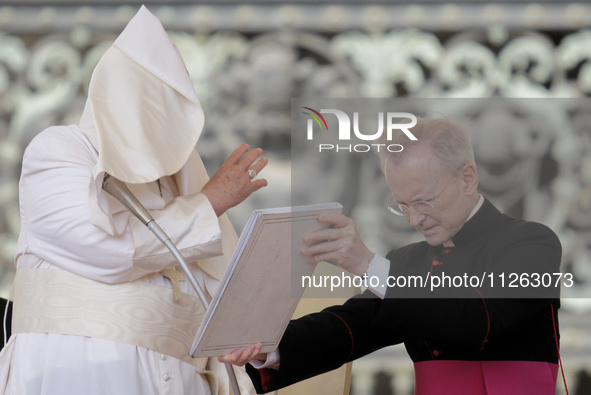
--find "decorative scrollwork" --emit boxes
[332,29,442,97]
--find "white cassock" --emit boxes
[0,6,255,395]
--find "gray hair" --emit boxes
[375,117,475,174]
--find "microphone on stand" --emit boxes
[102,174,242,395]
[102,174,211,306]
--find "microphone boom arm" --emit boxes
[102,174,211,309]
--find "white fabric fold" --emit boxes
[79,5,205,236]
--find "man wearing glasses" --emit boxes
[223,118,563,395]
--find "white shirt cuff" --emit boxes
[366,253,390,299]
[250,349,280,370]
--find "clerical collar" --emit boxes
[467,194,485,221]
[442,195,484,248]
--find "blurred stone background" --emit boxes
[0,1,590,393]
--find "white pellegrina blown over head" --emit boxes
[80,5,204,184]
[79,5,205,235]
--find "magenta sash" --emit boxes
[414,360,558,394]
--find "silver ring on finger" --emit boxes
[248,169,257,179]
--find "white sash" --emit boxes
[12,268,208,369]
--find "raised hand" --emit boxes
[202,144,268,216]
[301,213,374,276]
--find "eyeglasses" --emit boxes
[387,171,459,217]
[388,198,435,216]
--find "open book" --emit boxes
[190,202,343,358]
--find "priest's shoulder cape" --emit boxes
[247,198,562,393]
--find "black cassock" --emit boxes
[0,298,12,350]
[247,198,562,394]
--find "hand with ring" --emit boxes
[202,144,268,216]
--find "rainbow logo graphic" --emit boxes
[302,107,328,132]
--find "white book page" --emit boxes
[190,202,342,357]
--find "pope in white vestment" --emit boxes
[0,6,265,395]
